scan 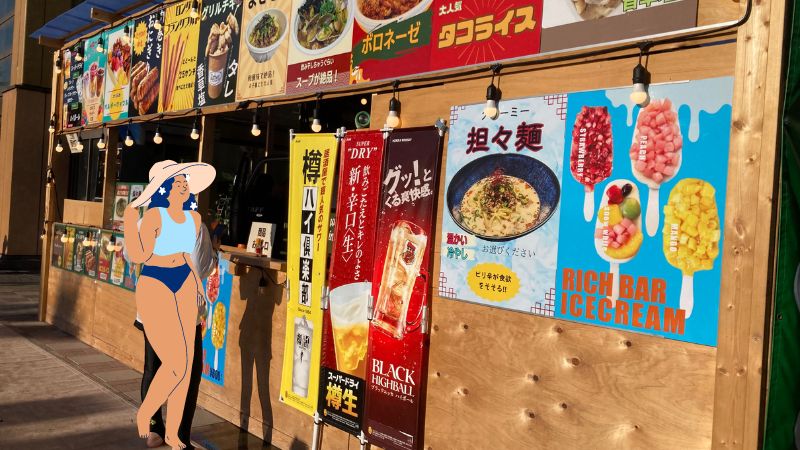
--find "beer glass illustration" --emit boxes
[372,220,427,340]
[292,316,313,397]
[329,282,370,378]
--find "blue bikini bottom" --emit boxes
[141,264,192,294]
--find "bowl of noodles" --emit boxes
[355,0,433,31]
[447,154,561,241]
[246,9,289,63]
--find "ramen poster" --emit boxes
[440,96,566,316]
[201,254,233,386]
[286,0,353,95]
[236,0,293,100]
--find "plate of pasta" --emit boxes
[447,154,561,241]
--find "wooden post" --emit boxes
[101,130,120,230]
[197,114,216,223]
[712,0,788,447]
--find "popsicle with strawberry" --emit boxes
[629,98,683,237]
[594,181,643,305]
[571,106,614,221]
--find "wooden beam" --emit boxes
[90,7,118,24]
[37,36,64,49]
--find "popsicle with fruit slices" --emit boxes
[629,98,683,237]
[571,106,614,221]
[662,178,720,318]
[594,181,644,305]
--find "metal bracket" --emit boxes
[321,285,330,310]
[367,294,375,321]
[435,118,449,137]
[359,431,370,449]
[421,305,430,334]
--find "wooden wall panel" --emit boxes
[63,199,104,228]
[46,268,96,342]
[370,42,739,450]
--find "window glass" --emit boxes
[0,56,11,87]
[0,18,13,58]
[0,1,13,20]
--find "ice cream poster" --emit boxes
[364,128,442,450]
[62,42,84,129]
[540,0,697,52]
[280,133,339,416]
[82,33,108,125]
[285,0,354,95]
[129,10,164,117]
[318,131,385,436]
[201,254,233,386]
[102,22,133,122]
[440,77,734,347]
[236,0,293,101]
[160,0,200,112]
[196,0,242,107]
[439,95,566,320]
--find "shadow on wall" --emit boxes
[237,266,282,447]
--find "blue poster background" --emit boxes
[440,77,733,347]
[201,254,232,385]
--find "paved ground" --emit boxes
[0,269,276,450]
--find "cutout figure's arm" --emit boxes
[124,208,159,264]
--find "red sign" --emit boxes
[365,128,442,450]
[430,0,542,71]
[319,131,386,435]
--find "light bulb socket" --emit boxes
[486,83,500,103]
[632,63,650,85]
[97,37,104,53]
[389,96,401,114]
[55,53,62,72]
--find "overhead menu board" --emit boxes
[196,0,243,107]
[130,10,164,117]
[236,0,293,100]
[82,33,107,125]
[439,77,734,347]
[62,42,84,129]
[160,0,200,112]
[102,22,133,122]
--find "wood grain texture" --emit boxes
[712,0,786,447]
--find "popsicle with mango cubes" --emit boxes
[211,302,226,370]
[662,178,720,318]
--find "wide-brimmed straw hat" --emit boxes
[129,160,216,209]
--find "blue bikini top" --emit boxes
[152,208,196,256]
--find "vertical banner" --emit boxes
[365,128,442,450]
[541,0,696,52]
[429,0,542,71]
[73,228,87,274]
[103,21,133,122]
[110,233,127,287]
[130,10,164,117]
[62,43,84,129]
[280,133,339,416]
[64,226,77,271]
[201,254,233,385]
[351,1,432,83]
[319,130,385,435]
[236,0,293,100]
[82,33,107,125]
[98,230,114,283]
[52,224,66,268]
[439,95,566,315]
[196,0,242,107]
[285,0,354,95]
[160,0,200,112]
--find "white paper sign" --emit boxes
[247,222,276,257]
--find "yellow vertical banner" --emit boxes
[159,0,199,112]
[280,132,339,416]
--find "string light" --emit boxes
[360,97,368,106]
[74,47,82,62]
[630,43,652,106]
[386,80,401,129]
[153,12,163,31]
[48,114,56,133]
[76,129,84,151]
[106,235,116,252]
[154,118,163,144]
[55,52,62,74]
[125,120,134,147]
[190,0,200,19]
[311,93,323,133]
[96,36,104,53]
[97,126,106,149]
[484,64,502,120]
[190,109,201,140]
[251,104,262,137]
[55,140,64,153]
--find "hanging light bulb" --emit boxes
[190,110,201,140]
[106,235,116,252]
[153,12,163,31]
[48,114,56,133]
[630,43,652,106]
[484,64,502,120]
[311,93,323,133]
[190,0,200,19]
[251,105,262,137]
[55,141,64,153]
[386,80,401,128]
[76,130,84,151]
[124,120,134,147]
[60,234,68,243]
[97,126,107,149]
[96,36,104,53]
[75,47,83,62]
[360,97,368,106]
[153,123,163,144]
[55,52,62,74]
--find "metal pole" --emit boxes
[311,411,324,450]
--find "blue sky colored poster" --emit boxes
[201,254,232,385]
[440,77,733,347]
